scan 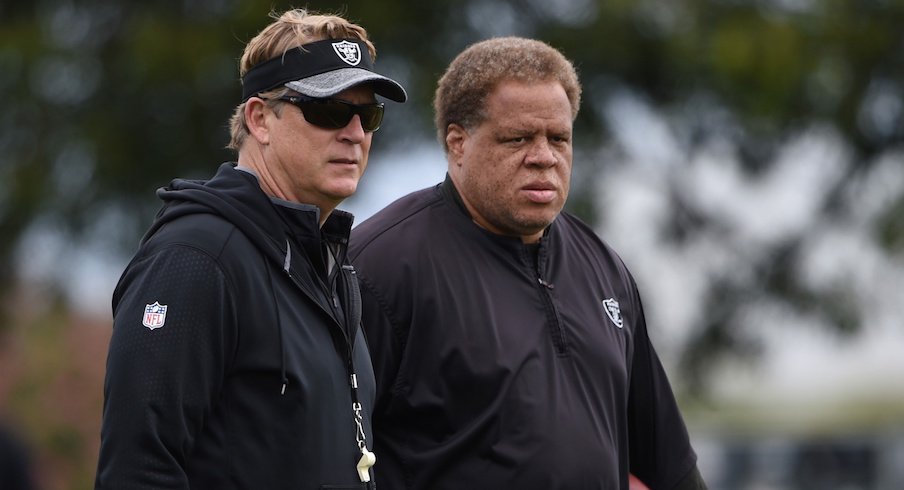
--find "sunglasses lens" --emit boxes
[358,105,384,132]
[298,100,384,132]
[302,102,351,129]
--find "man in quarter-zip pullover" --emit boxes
[95,9,406,489]
[350,37,706,490]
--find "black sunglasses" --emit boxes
[274,95,385,133]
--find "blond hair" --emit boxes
[227,9,376,150]
[433,37,582,152]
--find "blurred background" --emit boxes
[1,0,903,488]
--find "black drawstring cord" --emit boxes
[265,239,291,395]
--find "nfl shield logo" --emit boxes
[332,40,361,66]
[143,301,168,330]
[602,298,623,329]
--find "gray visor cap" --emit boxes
[285,67,407,102]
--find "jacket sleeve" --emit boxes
[626,287,705,489]
[95,244,236,489]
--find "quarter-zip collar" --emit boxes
[439,173,555,253]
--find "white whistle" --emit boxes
[357,448,376,482]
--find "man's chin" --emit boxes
[326,182,360,201]
[517,209,561,230]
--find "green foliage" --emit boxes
[877,194,904,252]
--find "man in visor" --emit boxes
[95,9,406,489]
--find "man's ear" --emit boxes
[445,124,467,165]
[244,97,272,145]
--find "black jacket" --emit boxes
[350,176,702,490]
[96,163,376,489]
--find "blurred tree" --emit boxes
[2,0,902,397]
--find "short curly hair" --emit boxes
[433,37,582,152]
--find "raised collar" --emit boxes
[439,173,553,245]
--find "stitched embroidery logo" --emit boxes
[143,301,168,330]
[332,40,361,66]
[602,298,623,328]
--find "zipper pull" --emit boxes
[538,278,554,289]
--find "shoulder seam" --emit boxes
[350,188,443,260]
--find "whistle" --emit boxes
[357,449,376,482]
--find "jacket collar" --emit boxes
[440,173,471,220]
[235,165,354,247]
[155,163,355,279]
[439,172,554,245]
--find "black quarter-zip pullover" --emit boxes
[349,175,700,490]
